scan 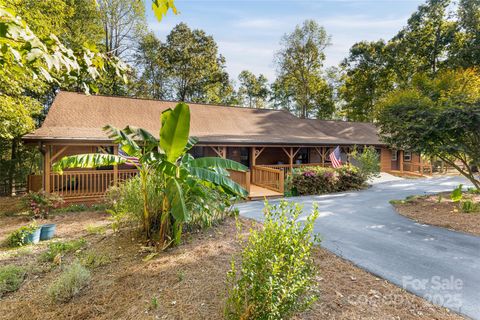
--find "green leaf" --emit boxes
[166,178,188,222]
[123,126,158,150]
[52,154,126,174]
[188,167,248,197]
[103,125,141,156]
[160,103,190,163]
[190,157,248,172]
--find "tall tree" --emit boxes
[237,70,269,108]
[165,23,232,103]
[339,41,394,121]
[376,69,480,188]
[389,0,454,80]
[133,32,169,100]
[449,0,480,68]
[274,20,334,119]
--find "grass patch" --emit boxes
[47,261,91,303]
[80,251,110,269]
[40,239,87,262]
[53,203,107,214]
[0,265,26,297]
[85,224,107,235]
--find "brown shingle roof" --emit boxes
[23,91,384,146]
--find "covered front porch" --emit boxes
[29,143,394,202]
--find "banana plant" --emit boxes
[52,102,248,248]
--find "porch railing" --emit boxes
[402,163,433,175]
[49,169,138,199]
[259,162,331,174]
[251,166,284,194]
[228,170,251,193]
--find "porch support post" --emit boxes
[44,145,51,193]
[113,145,118,186]
[399,150,404,172]
[289,147,293,171]
[251,147,256,166]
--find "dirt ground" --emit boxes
[393,192,480,237]
[0,210,463,320]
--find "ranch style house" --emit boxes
[23,92,431,201]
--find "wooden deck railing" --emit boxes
[49,169,138,199]
[402,163,433,175]
[251,166,284,194]
[259,163,331,174]
[228,170,251,193]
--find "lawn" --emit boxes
[0,209,462,320]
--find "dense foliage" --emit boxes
[349,146,381,180]
[340,0,480,121]
[225,201,320,320]
[22,191,64,218]
[0,265,26,297]
[289,166,366,196]
[5,221,39,247]
[376,69,480,188]
[53,103,248,248]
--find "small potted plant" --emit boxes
[6,222,41,247]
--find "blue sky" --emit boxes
[146,0,424,82]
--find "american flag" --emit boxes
[329,146,343,168]
[118,147,140,166]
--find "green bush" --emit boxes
[290,165,366,196]
[47,261,91,302]
[5,222,39,247]
[80,251,110,269]
[349,146,381,180]
[225,201,320,320]
[106,174,236,233]
[451,184,463,202]
[0,265,26,297]
[40,239,87,262]
[461,200,479,213]
[22,191,64,218]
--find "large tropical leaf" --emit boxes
[160,103,190,162]
[166,178,188,222]
[123,125,158,150]
[103,125,140,156]
[52,153,127,174]
[185,136,199,152]
[188,167,248,197]
[190,157,248,171]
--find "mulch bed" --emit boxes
[393,192,480,236]
[0,211,463,320]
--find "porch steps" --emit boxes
[248,185,284,201]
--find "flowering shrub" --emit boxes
[290,165,366,196]
[22,191,64,218]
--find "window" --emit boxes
[404,151,412,162]
[391,150,397,161]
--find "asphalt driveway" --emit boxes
[236,175,480,319]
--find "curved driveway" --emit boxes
[236,175,480,319]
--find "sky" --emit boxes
[146,0,425,82]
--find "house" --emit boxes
[23,92,430,201]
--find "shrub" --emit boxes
[184,182,235,230]
[22,191,63,218]
[5,222,39,247]
[290,165,366,196]
[40,239,87,262]
[0,265,26,297]
[349,146,381,180]
[225,201,320,320]
[47,261,90,302]
[461,200,479,213]
[80,251,110,269]
[451,184,463,202]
